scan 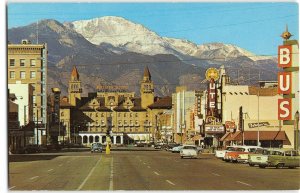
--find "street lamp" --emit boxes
[295,111,299,151]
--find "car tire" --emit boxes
[181,156,183,159]
[259,165,266,168]
[249,163,255,167]
[276,163,284,169]
[288,167,295,169]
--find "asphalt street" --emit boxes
[8,149,300,190]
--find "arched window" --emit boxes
[61,112,64,117]
[83,136,88,143]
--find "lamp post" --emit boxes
[295,111,299,151]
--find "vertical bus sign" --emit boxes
[277,45,293,120]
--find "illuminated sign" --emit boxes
[248,122,270,128]
[205,125,225,133]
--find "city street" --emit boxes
[8,149,300,190]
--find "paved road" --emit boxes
[8,150,300,190]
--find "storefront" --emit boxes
[220,131,290,148]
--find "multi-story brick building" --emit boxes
[8,40,48,145]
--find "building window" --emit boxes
[96,113,98,117]
[33,96,36,104]
[130,113,132,118]
[146,113,149,118]
[135,113,138,118]
[124,113,126,118]
[30,59,36,67]
[20,71,26,79]
[9,59,15,66]
[118,113,121,117]
[30,71,36,79]
[61,112,64,117]
[9,71,15,79]
[101,113,104,117]
[20,59,25,67]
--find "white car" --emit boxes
[172,145,183,153]
[215,146,238,159]
[180,145,199,159]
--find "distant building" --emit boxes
[54,66,172,146]
[8,40,48,145]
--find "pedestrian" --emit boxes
[201,141,204,149]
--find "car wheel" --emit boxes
[181,156,183,159]
[276,163,284,169]
[249,163,255,167]
[288,167,295,169]
[24,150,28,154]
[259,165,266,168]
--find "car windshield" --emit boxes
[236,148,245,152]
[183,146,196,150]
[271,151,283,156]
[227,147,236,151]
[92,143,101,147]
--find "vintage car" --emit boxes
[215,146,239,159]
[172,145,184,153]
[248,148,284,167]
[180,145,199,159]
[91,143,103,153]
[224,146,262,163]
[259,150,300,169]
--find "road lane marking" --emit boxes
[29,176,39,180]
[77,156,102,190]
[212,173,221,176]
[236,181,252,187]
[9,186,16,190]
[175,160,179,162]
[59,164,63,167]
[143,162,146,165]
[109,157,114,190]
[47,169,54,172]
[166,180,175,185]
[147,166,151,168]
[154,171,160,176]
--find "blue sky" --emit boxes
[7,2,299,56]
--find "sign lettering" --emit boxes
[278,45,292,67]
[277,72,292,94]
[278,99,292,120]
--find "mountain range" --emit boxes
[8,16,278,96]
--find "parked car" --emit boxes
[215,146,239,159]
[172,145,184,153]
[248,148,284,167]
[165,143,180,151]
[91,143,103,153]
[259,150,300,169]
[180,145,199,159]
[154,144,162,149]
[224,146,262,163]
[19,145,42,154]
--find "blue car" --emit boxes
[91,143,103,153]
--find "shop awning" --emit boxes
[221,131,289,142]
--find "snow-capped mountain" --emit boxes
[68,16,274,62]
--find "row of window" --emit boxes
[9,71,37,79]
[9,59,36,67]
[86,112,149,118]
[89,127,148,132]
